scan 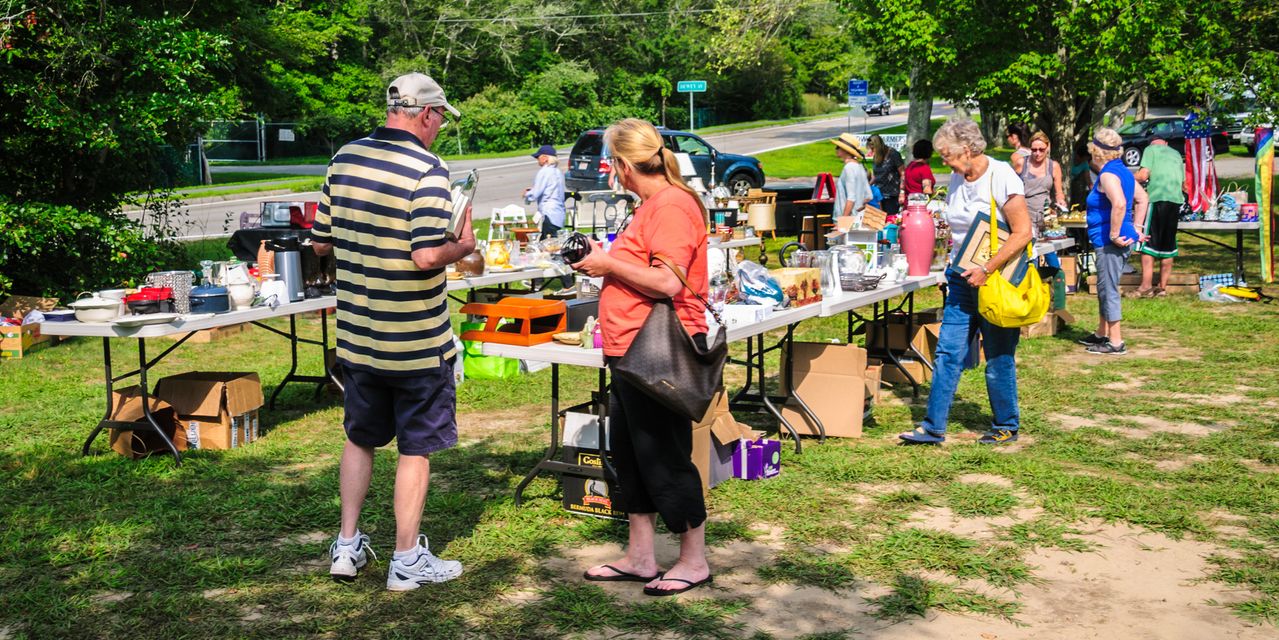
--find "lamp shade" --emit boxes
[747,203,775,231]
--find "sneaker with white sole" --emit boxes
[329,532,375,583]
[386,535,463,591]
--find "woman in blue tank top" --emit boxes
[1080,128,1148,356]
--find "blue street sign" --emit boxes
[848,79,868,100]
[677,80,707,93]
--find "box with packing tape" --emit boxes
[154,372,264,451]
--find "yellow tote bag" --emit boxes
[976,197,1050,328]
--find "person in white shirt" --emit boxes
[899,119,1033,447]
[524,144,566,236]
[831,133,872,225]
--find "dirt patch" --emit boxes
[456,407,543,443]
[956,474,1015,489]
[1164,392,1251,407]
[539,518,1271,639]
[1101,372,1147,392]
[89,591,132,605]
[1049,412,1231,439]
[1122,328,1204,361]
[907,506,1043,540]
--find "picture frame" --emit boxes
[952,211,1030,285]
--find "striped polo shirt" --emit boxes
[311,127,457,376]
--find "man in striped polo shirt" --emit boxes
[311,73,476,591]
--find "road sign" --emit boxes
[677,81,707,130]
[847,79,868,106]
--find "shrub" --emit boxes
[802,93,841,116]
[0,198,186,302]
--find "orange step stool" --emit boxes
[460,298,567,346]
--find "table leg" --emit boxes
[515,364,561,505]
[870,300,921,399]
[757,334,803,454]
[268,314,301,410]
[136,339,183,465]
[81,337,115,456]
[595,368,617,484]
[730,335,756,406]
[1236,229,1246,284]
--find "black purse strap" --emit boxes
[652,253,724,326]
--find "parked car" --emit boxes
[864,94,891,116]
[565,127,765,196]
[1117,116,1231,167]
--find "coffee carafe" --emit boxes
[267,236,304,302]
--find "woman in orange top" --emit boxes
[572,118,713,596]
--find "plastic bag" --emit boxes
[460,321,520,380]
[736,260,784,307]
[451,336,465,387]
[1199,284,1243,303]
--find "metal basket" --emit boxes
[839,273,886,292]
[146,270,195,313]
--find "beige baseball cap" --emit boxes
[386,73,460,117]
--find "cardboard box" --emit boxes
[0,295,59,320]
[1,323,54,359]
[107,385,185,459]
[695,389,753,491]
[780,342,868,438]
[873,357,933,385]
[865,364,882,405]
[162,322,251,344]
[561,447,627,520]
[560,411,626,520]
[1061,256,1079,294]
[865,310,942,355]
[154,372,264,450]
[1021,311,1057,338]
[770,268,823,306]
[719,303,773,330]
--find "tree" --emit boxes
[0,1,238,211]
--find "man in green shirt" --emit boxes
[1131,133,1185,296]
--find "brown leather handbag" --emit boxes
[612,254,727,421]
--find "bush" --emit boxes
[802,93,841,116]
[0,198,185,302]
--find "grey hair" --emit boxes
[933,118,988,157]
[1087,127,1124,163]
[387,105,425,118]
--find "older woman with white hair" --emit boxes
[1077,127,1149,355]
[899,119,1032,446]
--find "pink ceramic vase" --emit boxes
[899,203,936,276]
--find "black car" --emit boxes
[864,94,891,116]
[565,127,765,196]
[1117,116,1231,167]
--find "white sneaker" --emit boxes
[329,532,375,582]
[386,535,463,591]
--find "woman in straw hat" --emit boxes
[832,133,872,225]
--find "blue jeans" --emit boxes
[922,271,1022,434]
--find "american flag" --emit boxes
[1184,110,1218,212]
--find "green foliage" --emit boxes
[0,1,239,212]
[439,86,657,153]
[0,198,184,300]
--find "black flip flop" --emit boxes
[582,564,661,583]
[643,575,713,596]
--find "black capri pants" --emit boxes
[605,366,707,534]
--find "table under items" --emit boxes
[42,266,574,465]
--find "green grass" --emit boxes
[175,178,323,199]
[2,232,1279,636]
[210,171,312,185]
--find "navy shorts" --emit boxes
[342,363,457,456]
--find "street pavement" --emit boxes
[155,104,954,239]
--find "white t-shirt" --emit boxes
[946,156,1025,258]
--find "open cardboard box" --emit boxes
[154,372,264,450]
[107,385,185,459]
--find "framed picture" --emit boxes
[952,212,1030,285]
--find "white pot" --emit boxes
[69,295,123,323]
[227,283,255,309]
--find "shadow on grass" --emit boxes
[0,435,573,639]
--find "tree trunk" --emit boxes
[977,101,1003,147]
[905,63,933,161]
